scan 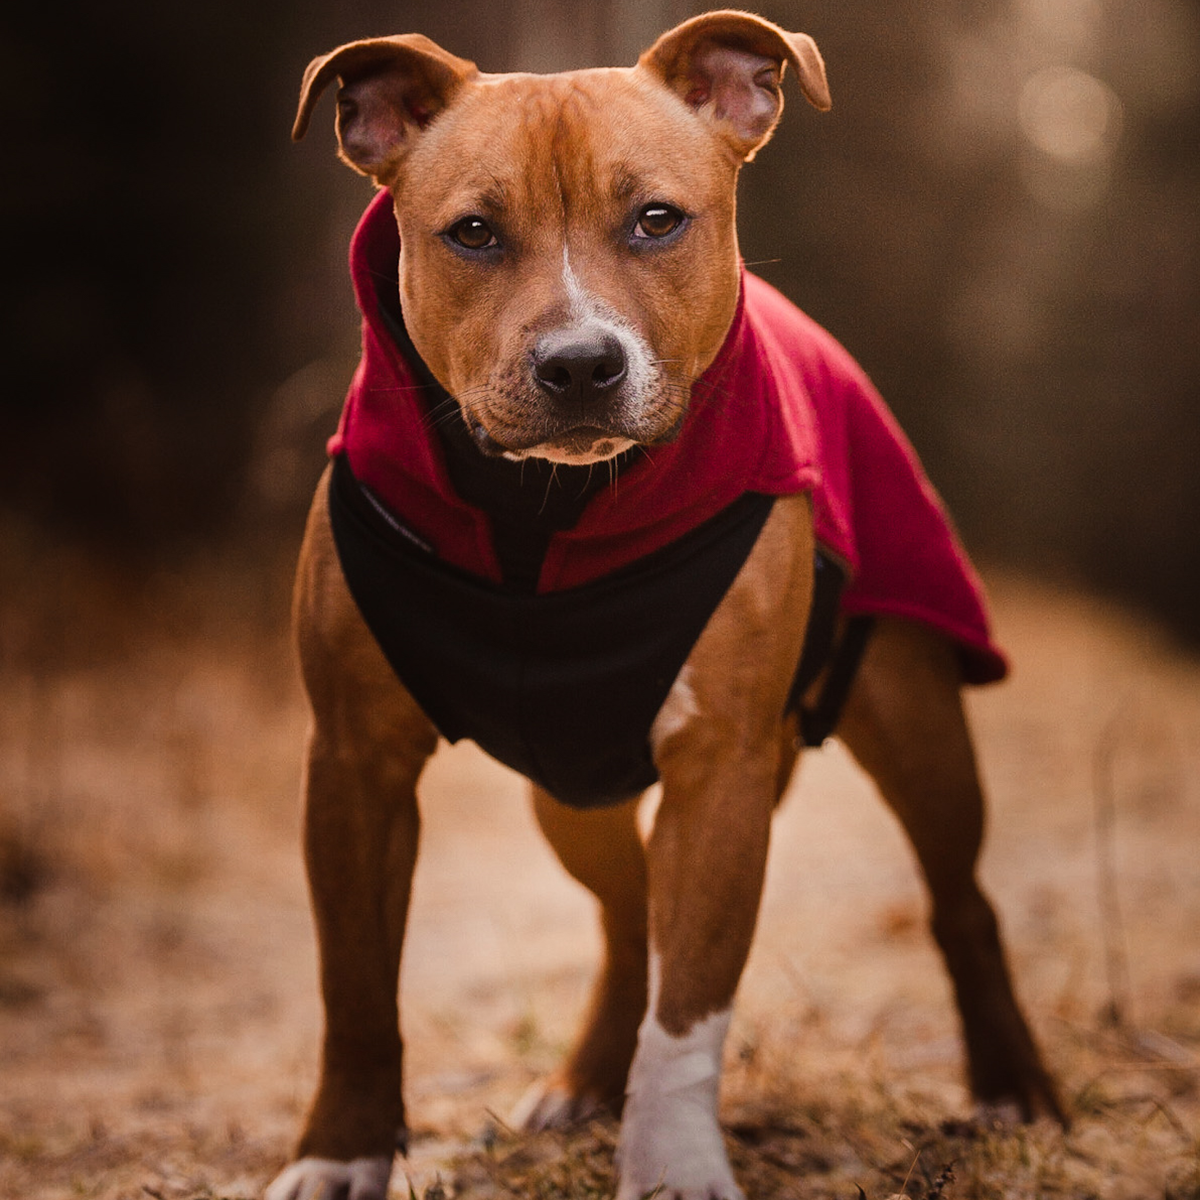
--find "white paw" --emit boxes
[616,1094,743,1200]
[615,1004,742,1200]
[263,1155,392,1200]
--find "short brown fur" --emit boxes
[270,12,1060,1200]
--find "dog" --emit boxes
[267,12,1062,1200]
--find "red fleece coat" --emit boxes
[329,189,1006,684]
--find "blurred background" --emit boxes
[2,6,1200,1197]
[1,0,1197,635]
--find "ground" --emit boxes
[1,537,1198,1199]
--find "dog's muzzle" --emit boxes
[471,321,667,463]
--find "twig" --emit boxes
[1093,703,1134,1027]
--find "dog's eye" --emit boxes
[447,216,497,251]
[634,204,685,240]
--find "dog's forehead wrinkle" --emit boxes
[481,76,646,202]
[551,153,568,237]
[425,81,572,213]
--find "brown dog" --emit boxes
[268,12,1061,1200]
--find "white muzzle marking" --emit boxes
[504,248,658,467]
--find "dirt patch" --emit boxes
[2,544,1198,1198]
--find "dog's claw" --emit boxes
[263,1155,392,1200]
[973,1099,1025,1129]
[511,1079,605,1131]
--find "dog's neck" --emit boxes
[373,278,632,592]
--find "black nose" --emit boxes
[532,329,628,403]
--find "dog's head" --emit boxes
[294,11,830,465]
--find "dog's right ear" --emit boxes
[293,35,478,185]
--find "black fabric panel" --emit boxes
[329,454,775,808]
[795,615,876,747]
[789,551,847,704]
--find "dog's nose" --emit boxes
[532,329,628,403]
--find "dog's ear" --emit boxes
[639,10,830,162]
[293,35,478,185]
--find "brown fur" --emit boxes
[271,12,1060,1200]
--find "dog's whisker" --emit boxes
[538,464,561,515]
[579,462,597,500]
[419,402,468,434]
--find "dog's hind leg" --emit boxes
[837,617,1064,1123]
[267,469,439,1200]
[514,788,648,1129]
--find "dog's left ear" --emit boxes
[639,10,831,162]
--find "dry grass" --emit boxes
[2,520,1199,1199]
[433,1014,1200,1199]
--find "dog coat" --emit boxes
[326,190,1006,806]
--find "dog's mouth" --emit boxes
[470,423,637,465]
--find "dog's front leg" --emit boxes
[616,497,814,1200]
[617,747,776,1200]
[268,471,438,1200]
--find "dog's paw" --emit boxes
[510,1078,606,1132]
[615,1095,743,1200]
[615,1135,744,1200]
[616,1002,742,1200]
[263,1155,392,1200]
